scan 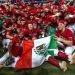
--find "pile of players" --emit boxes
[0,0,75,71]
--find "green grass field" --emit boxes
[0,48,75,75]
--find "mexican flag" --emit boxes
[11,36,51,69]
[47,35,58,56]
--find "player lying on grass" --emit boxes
[0,34,73,72]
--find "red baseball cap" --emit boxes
[37,7,44,12]
[53,5,59,10]
[24,7,29,12]
[59,20,65,24]
[21,17,26,21]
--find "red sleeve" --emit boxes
[66,30,74,41]
[68,6,75,14]
[11,36,17,43]
[37,28,42,34]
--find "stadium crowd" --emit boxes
[0,0,75,72]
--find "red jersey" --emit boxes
[24,29,35,39]
[33,27,42,38]
[10,36,23,57]
[24,28,42,39]
[56,28,75,46]
[12,23,19,28]
[3,20,12,28]
[67,6,75,15]
[6,30,12,35]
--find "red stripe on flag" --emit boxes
[16,40,34,69]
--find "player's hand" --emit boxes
[55,36,63,42]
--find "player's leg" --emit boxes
[0,52,9,64]
[45,52,67,72]
[65,46,75,64]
